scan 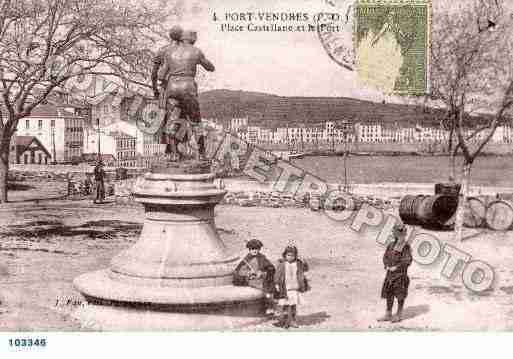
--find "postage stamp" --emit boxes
[354,0,431,95]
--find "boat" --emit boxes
[288,151,306,160]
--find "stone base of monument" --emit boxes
[73,161,266,330]
[72,302,269,330]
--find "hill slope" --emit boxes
[199,90,443,128]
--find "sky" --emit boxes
[168,0,513,103]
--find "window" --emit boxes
[51,120,55,128]
[38,120,43,130]
[25,120,30,129]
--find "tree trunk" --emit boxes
[454,162,472,241]
[450,146,457,181]
[0,135,10,203]
[448,125,454,153]
[448,119,455,180]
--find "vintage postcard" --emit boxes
[1,0,513,346]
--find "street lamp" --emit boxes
[337,120,352,192]
[96,118,101,162]
[51,120,57,165]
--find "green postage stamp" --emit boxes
[354,0,430,95]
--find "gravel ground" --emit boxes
[1,189,513,331]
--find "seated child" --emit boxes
[233,239,276,314]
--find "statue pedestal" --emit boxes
[73,166,265,329]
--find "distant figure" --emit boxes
[84,174,93,196]
[377,222,412,323]
[66,174,73,197]
[93,161,105,204]
[274,245,310,329]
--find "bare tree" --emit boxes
[429,1,513,240]
[0,0,177,202]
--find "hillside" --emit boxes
[199,89,445,128]
[199,89,278,122]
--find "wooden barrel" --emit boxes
[309,193,321,212]
[415,195,459,227]
[444,211,456,228]
[399,195,425,225]
[435,182,461,196]
[463,196,487,228]
[485,200,513,231]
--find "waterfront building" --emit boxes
[114,131,137,168]
[355,123,383,143]
[15,103,86,163]
[230,117,248,131]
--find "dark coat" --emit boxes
[233,253,275,293]
[274,259,309,299]
[94,165,105,182]
[381,238,412,300]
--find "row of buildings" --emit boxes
[9,107,513,166]
[227,117,513,146]
[5,74,168,166]
[5,99,166,167]
[5,74,513,167]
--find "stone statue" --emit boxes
[151,26,215,162]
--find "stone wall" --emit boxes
[110,176,395,211]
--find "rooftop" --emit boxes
[1,103,85,119]
[12,136,51,157]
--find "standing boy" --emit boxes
[378,222,413,323]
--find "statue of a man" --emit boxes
[151,26,215,161]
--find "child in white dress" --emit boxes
[274,246,309,328]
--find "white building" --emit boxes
[85,81,166,163]
[84,121,166,164]
[9,136,52,164]
[275,127,289,144]
[258,127,274,143]
[114,131,137,168]
[15,104,86,163]
[230,117,248,131]
[355,123,383,143]
[202,118,224,133]
[83,126,116,159]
